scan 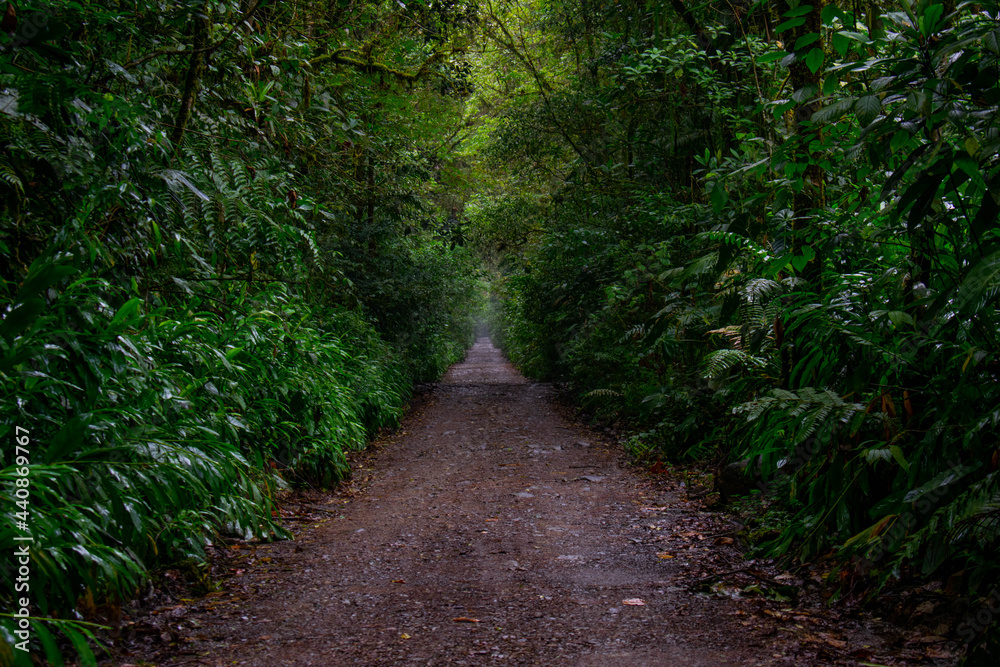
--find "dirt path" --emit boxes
[124,338,932,666]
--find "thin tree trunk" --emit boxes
[170,1,210,158]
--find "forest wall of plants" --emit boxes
[471,0,999,660]
[0,0,482,662]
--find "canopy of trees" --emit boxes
[2,0,999,662]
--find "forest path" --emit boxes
[131,338,913,666]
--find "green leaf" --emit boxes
[62,625,99,667]
[0,298,47,343]
[889,445,909,471]
[32,621,65,667]
[920,4,944,37]
[970,189,999,242]
[772,99,796,121]
[794,33,821,51]
[109,297,144,329]
[791,84,819,102]
[805,48,825,74]
[17,264,77,301]
[820,5,843,24]
[775,16,807,33]
[757,51,789,64]
[45,415,93,463]
[985,29,1000,54]
[887,311,914,328]
[837,30,872,44]
[956,250,1000,315]
[783,5,814,18]
[710,180,729,213]
[790,246,816,272]
[903,463,980,503]
[855,94,881,125]
[922,539,949,576]
[831,32,850,57]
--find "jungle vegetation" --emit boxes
[2,0,1000,663]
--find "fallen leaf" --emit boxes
[911,635,948,644]
[924,646,954,659]
[622,598,646,606]
[656,552,675,559]
[392,579,406,584]
[452,617,481,623]
[400,633,411,639]
[713,537,735,545]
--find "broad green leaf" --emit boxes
[757,51,789,64]
[805,48,824,73]
[710,181,729,213]
[783,5,814,18]
[831,32,850,56]
[820,4,843,24]
[109,297,144,330]
[794,33,821,51]
[920,4,944,37]
[0,298,46,342]
[776,16,807,33]
[17,264,77,301]
[837,30,872,44]
[903,463,980,503]
[790,246,816,272]
[887,311,914,328]
[855,94,881,125]
[45,415,94,463]
[956,250,1000,314]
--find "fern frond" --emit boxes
[734,387,863,445]
[619,323,645,343]
[703,348,764,379]
[584,388,624,398]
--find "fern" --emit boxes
[703,348,764,379]
[584,388,624,397]
[735,387,863,446]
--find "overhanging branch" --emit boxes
[309,48,453,83]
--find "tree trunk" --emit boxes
[170,1,210,158]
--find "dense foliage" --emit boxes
[4,0,1000,662]
[472,0,1000,661]
[1,0,481,662]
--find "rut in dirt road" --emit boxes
[162,338,774,666]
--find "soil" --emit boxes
[117,338,950,666]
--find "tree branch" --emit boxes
[124,0,267,70]
[309,48,453,83]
